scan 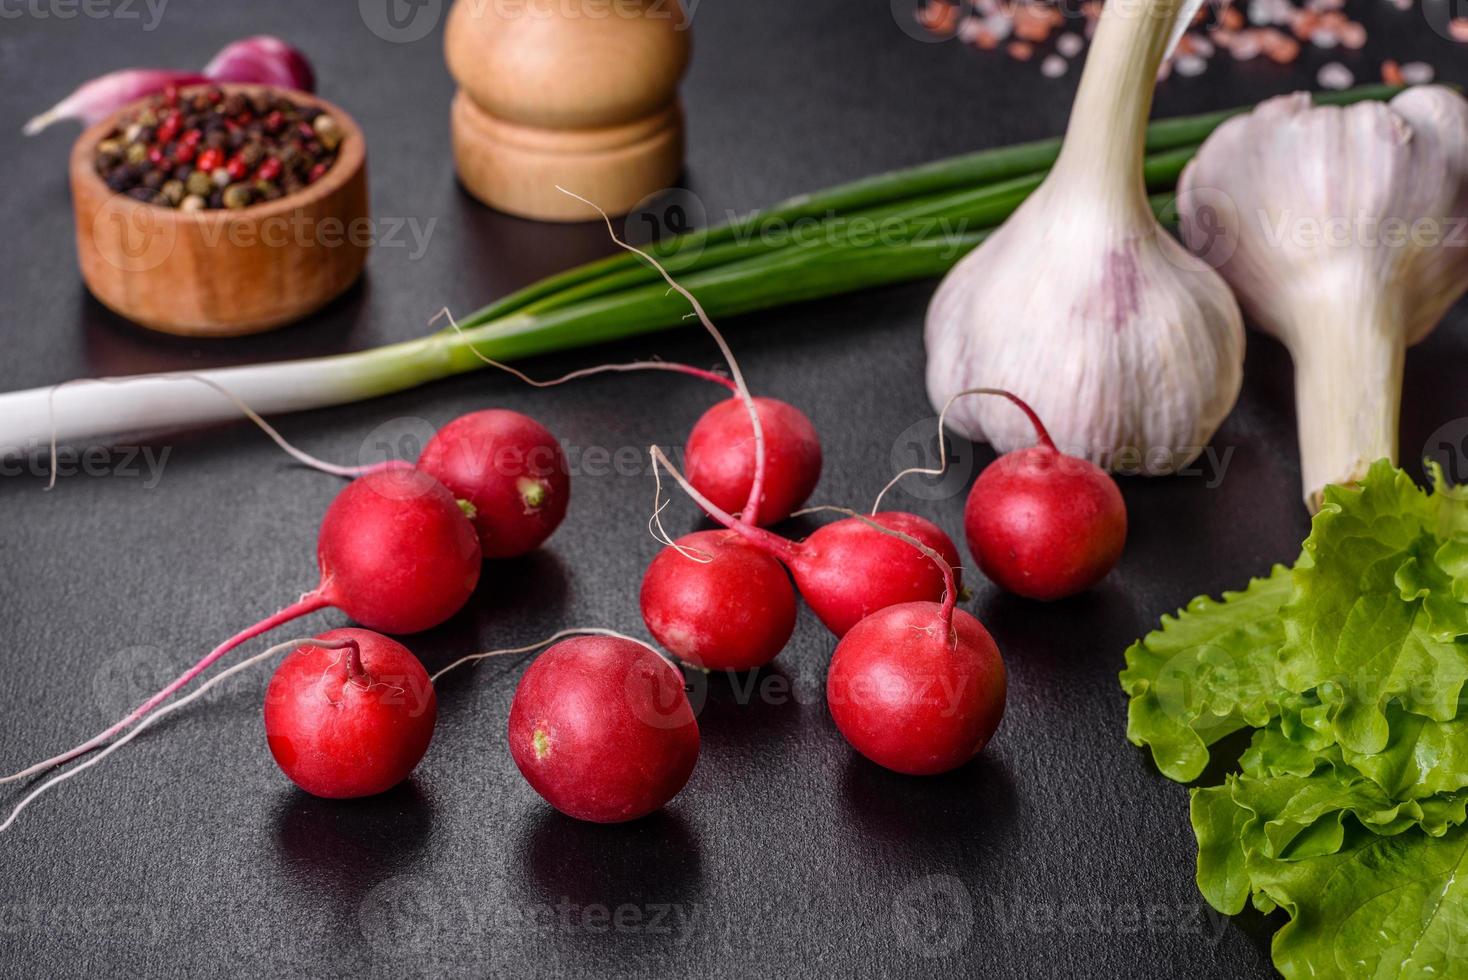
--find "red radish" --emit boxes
[878,388,1126,600]
[5,468,480,784]
[264,629,436,799]
[792,511,961,638]
[825,545,1006,776]
[685,396,823,527]
[416,409,571,560]
[650,449,962,639]
[640,530,797,671]
[507,635,699,823]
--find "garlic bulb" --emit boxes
[1177,86,1468,510]
[926,0,1244,475]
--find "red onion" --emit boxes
[203,36,316,93]
[23,36,314,137]
[23,70,208,136]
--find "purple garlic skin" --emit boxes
[1177,86,1468,508]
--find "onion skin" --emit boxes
[24,36,314,137]
[203,36,316,92]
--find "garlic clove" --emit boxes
[1177,86,1468,509]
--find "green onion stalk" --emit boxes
[0,86,1400,456]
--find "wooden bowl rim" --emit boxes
[70,83,367,226]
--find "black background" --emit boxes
[2,2,1466,977]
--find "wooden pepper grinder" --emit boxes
[445,0,690,222]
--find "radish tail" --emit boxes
[648,446,799,564]
[871,387,1056,513]
[0,635,354,834]
[2,593,330,784]
[433,308,737,392]
[44,374,372,489]
[556,187,769,525]
[431,627,663,683]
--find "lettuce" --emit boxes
[1122,461,1468,979]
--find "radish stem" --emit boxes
[431,628,663,683]
[872,387,1055,512]
[0,635,354,834]
[3,593,330,783]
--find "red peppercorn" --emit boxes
[147,145,166,166]
[298,123,315,139]
[226,156,249,181]
[182,128,203,147]
[255,158,283,182]
[208,88,224,103]
[264,110,285,134]
[196,148,224,173]
[308,162,329,184]
[163,85,180,107]
[156,111,182,145]
[174,142,196,164]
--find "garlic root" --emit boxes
[1177,86,1468,510]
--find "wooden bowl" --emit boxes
[71,85,369,337]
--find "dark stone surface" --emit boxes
[1,2,1465,977]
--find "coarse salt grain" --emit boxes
[958,16,982,41]
[1056,31,1083,57]
[1175,54,1208,77]
[1451,18,1468,42]
[1401,62,1436,84]
[1230,31,1263,60]
[1041,54,1068,77]
[1340,22,1367,49]
[1317,61,1354,90]
[1312,29,1339,48]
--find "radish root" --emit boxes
[3,592,330,784]
[44,373,369,489]
[432,628,663,683]
[433,307,737,392]
[556,187,769,525]
[871,387,1056,514]
[0,635,356,834]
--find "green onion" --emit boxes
[0,86,1404,453]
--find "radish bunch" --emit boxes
[0,199,1075,834]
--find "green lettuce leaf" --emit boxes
[1121,566,1291,782]
[1254,823,1468,980]
[1278,461,1468,755]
